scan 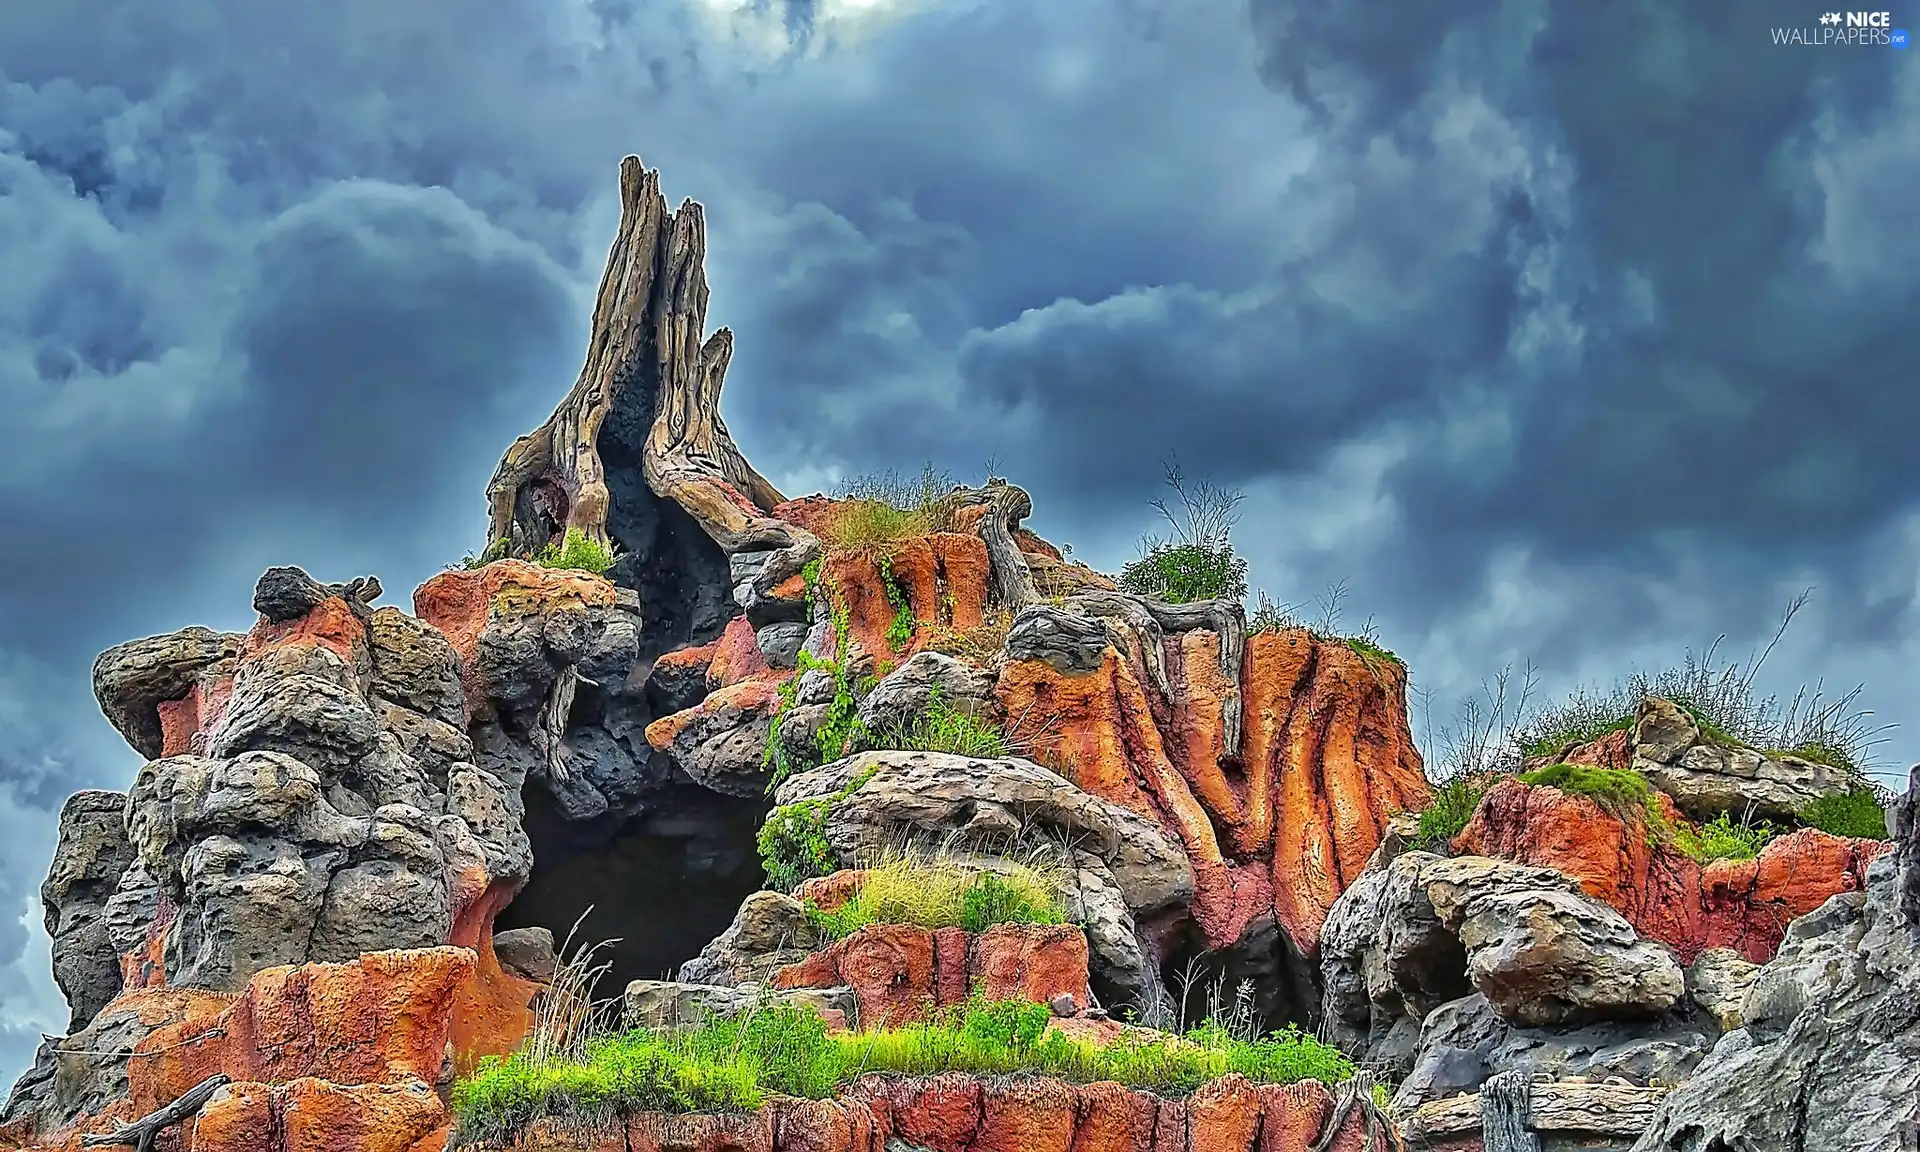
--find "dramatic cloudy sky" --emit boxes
[1,0,1915,1080]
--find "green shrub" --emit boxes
[1409,775,1492,852]
[1521,712,1634,760]
[764,570,867,791]
[1671,812,1777,862]
[535,528,617,576]
[1798,784,1891,840]
[756,767,879,892]
[1119,542,1249,605]
[870,692,1008,758]
[804,856,1065,940]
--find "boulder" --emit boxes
[492,927,557,984]
[42,791,136,1032]
[1632,792,1920,1152]
[1321,852,1686,1071]
[1629,696,1857,822]
[1685,948,1759,1033]
[622,980,855,1031]
[679,890,826,987]
[851,651,997,740]
[92,627,242,760]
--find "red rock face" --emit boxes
[413,559,618,720]
[192,1078,450,1152]
[487,1075,1381,1152]
[772,923,1092,1027]
[1454,779,1889,963]
[997,627,1429,959]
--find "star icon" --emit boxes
[1821,11,1842,24]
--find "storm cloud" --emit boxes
[0,0,1913,1082]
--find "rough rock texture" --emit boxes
[622,980,855,1032]
[1321,850,1689,1088]
[1626,696,1858,823]
[41,792,136,1032]
[997,612,1430,1017]
[1683,948,1758,1033]
[1391,993,1714,1114]
[770,752,1193,1011]
[0,948,470,1149]
[460,1073,1392,1152]
[1455,778,1887,963]
[1404,1079,1672,1152]
[772,923,1092,1027]
[1630,763,1920,1152]
[491,927,556,984]
[11,568,544,1118]
[679,890,826,988]
[851,651,996,741]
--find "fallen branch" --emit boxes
[81,1074,230,1152]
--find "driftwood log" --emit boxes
[1400,1078,1672,1144]
[80,1074,230,1152]
[485,156,794,561]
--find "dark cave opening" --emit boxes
[1153,914,1321,1036]
[495,783,772,993]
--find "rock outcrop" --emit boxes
[1455,777,1887,963]
[1630,763,1920,1151]
[1624,696,1858,822]
[772,922,1093,1027]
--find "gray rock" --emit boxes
[1393,993,1715,1114]
[494,926,557,983]
[92,626,241,759]
[0,996,168,1130]
[368,607,468,728]
[1629,696,1855,822]
[41,791,135,1031]
[1003,605,1110,675]
[622,980,855,1031]
[251,566,378,624]
[755,622,808,670]
[774,751,1194,917]
[678,890,824,987]
[1322,852,1686,1072]
[1685,948,1760,1033]
[1631,850,1920,1151]
[851,652,997,741]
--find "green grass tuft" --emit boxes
[535,528,617,576]
[1671,812,1776,862]
[1521,713,1634,761]
[1345,635,1405,670]
[1517,763,1653,816]
[1798,784,1891,840]
[1408,775,1491,853]
[803,858,1065,940]
[868,691,1008,758]
[451,995,1360,1145]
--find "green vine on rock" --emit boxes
[763,565,868,793]
[757,765,880,892]
[880,556,916,652]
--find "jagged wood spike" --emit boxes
[486,155,796,560]
[80,1073,229,1152]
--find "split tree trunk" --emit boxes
[485,156,796,561]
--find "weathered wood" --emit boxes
[1065,591,1247,758]
[940,479,1041,610]
[1309,1071,1396,1152]
[81,1073,229,1152]
[1481,1071,1541,1152]
[1402,1078,1672,1142]
[485,156,795,561]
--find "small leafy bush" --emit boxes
[1408,775,1492,852]
[804,856,1064,940]
[880,557,916,651]
[1671,812,1777,862]
[535,528,617,576]
[1120,542,1250,605]
[1798,784,1891,840]
[1119,462,1249,605]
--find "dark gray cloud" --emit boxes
[0,0,1914,1084]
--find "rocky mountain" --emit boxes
[0,157,1912,1152]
